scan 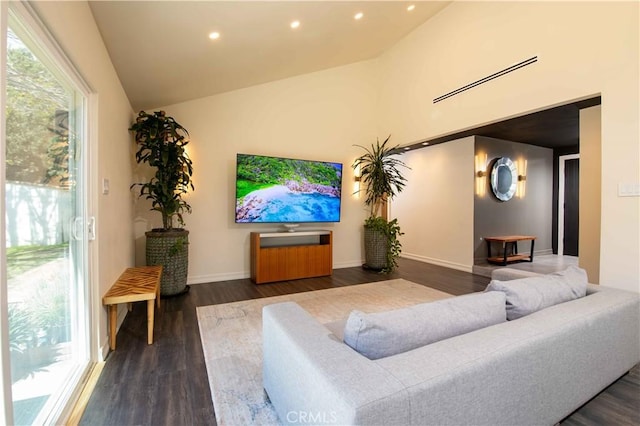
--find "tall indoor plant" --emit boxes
[130,110,194,296]
[353,135,408,272]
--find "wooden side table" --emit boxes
[485,235,536,266]
[102,266,162,350]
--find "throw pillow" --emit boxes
[485,265,588,320]
[343,291,507,360]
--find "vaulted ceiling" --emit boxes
[89,1,449,111]
[89,1,596,150]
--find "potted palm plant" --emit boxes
[353,135,409,272]
[130,110,194,296]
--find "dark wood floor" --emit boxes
[80,258,639,425]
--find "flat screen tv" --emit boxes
[235,153,343,224]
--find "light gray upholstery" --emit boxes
[263,284,640,425]
[490,267,542,281]
[343,291,506,359]
[486,265,588,319]
[263,301,411,426]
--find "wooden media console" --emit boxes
[250,230,333,284]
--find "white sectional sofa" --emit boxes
[262,268,640,425]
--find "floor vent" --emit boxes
[433,56,538,104]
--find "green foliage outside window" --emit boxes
[6,30,70,187]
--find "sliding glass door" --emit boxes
[1,3,93,424]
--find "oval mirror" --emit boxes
[490,157,518,201]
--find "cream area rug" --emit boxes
[196,279,452,426]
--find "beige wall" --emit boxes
[579,106,601,284]
[391,137,475,271]
[135,61,378,282]
[33,1,638,301]
[32,1,135,355]
[24,0,637,360]
[136,1,639,289]
[377,1,639,291]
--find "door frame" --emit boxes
[0,2,98,424]
[557,154,580,256]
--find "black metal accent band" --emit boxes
[433,56,538,104]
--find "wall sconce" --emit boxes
[475,153,488,196]
[353,164,361,198]
[516,158,527,198]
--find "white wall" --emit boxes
[377,1,639,291]
[136,61,378,282]
[391,137,475,272]
[22,0,637,364]
[32,1,135,355]
[35,1,636,294]
[136,1,639,290]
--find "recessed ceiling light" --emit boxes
[208,32,220,40]
[407,5,416,12]
[422,142,429,146]
[354,12,364,20]
[290,20,300,29]
[404,147,411,150]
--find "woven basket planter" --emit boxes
[363,226,388,271]
[146,229,189,296]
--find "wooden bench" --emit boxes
[485,235,536,265]
[102,266,162,350]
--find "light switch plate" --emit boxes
[102,178,110,195]
[618,182,640,197]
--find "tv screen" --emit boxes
[235,153,343,223]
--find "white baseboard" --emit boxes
[188,271,249,285]
[333,260,365,269]
[473,248,555,265]
[100,341,110,361]
[184,251,557,286]
[187,260,364,285]
[536,249,554,257]
[401,253,473,273]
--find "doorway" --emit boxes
[558,154,580,256]
[1,3,95,424]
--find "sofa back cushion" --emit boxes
[343,291,507,360]
[485,265,588,320]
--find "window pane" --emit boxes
[5,26,88,425]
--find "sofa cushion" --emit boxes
[485,265,588,320]
[343,291,507,360]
